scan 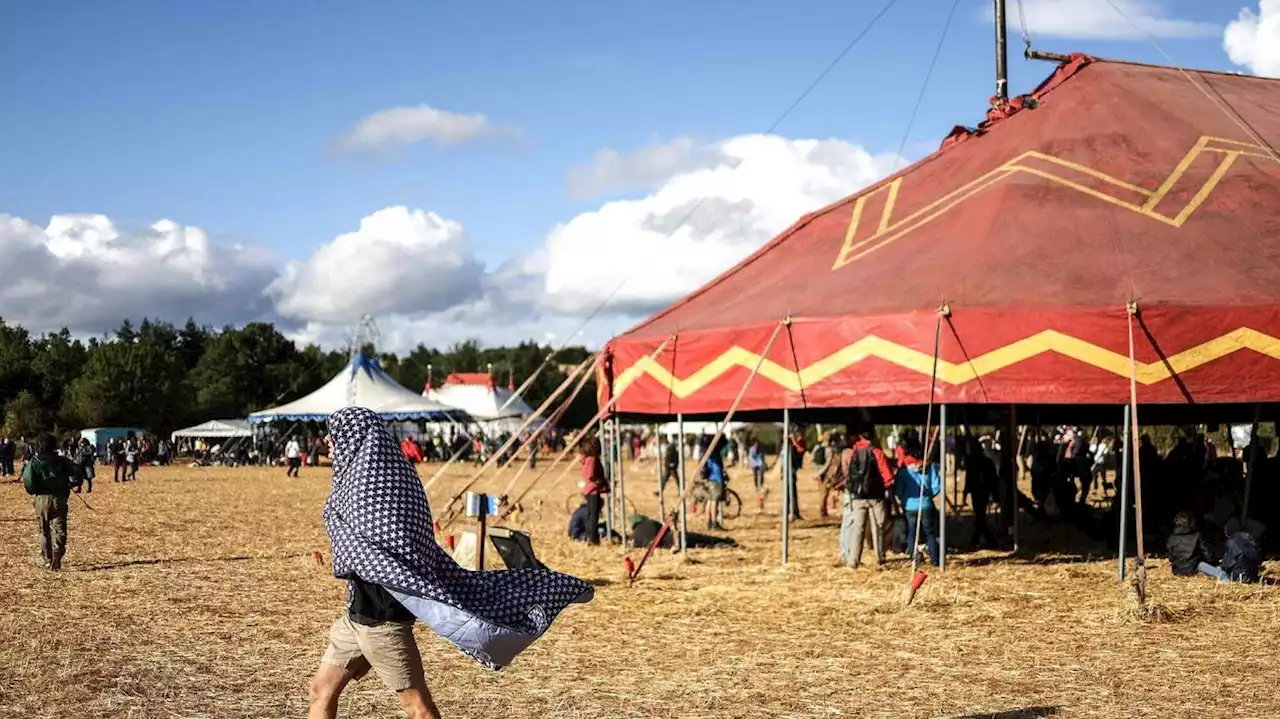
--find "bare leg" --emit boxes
[308,664,354,719]
[398,685,443,719]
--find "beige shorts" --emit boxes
[320,615,423,692]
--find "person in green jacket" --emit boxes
[22,434,82,571]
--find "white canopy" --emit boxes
[249,354,458,424]
[426,382,532,421]
[171,419,251,441]
[653,420,750,437]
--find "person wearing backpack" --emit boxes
[22,433,82,571]
[838,424,894,568]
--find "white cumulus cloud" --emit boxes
[0,213,277,333]
[335,105,513,153]
[564,137,731,198]
[1224,1,1280,77]
[993,0,1218,39]
[266,206,485,325]
[536,134,899,316]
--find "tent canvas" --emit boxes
[249,354,458,423]
[603,57,1280,415]
[426,374,533,420]
[171,419,251,441]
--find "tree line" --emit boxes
[0,317,595,439]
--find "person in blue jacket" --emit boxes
[894,437,943,567]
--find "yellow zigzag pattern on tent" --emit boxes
[613,328,1280,398]
[835,136,1275,269]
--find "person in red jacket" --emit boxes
[579,437,608,545]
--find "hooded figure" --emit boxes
[322,406,593,671]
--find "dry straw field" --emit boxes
[1,458,1277,719]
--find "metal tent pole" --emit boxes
[617,421,627,550]
[656,427,665,518]
[994,0,1009,102]
[676,414,688,553]
[1009,405,1019,552]
[782,407,791,565]
[1118,404,1131,581]
[939,403,947,570]
[600,422,613,542]
[1243,403,1262,522]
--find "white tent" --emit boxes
[426,373,533,420]
[249,354,459,424]
[425,373,533,435]
[171,419,251,441]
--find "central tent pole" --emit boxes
[656,425,665,519]
[1118,404,1131,581]
[782,407,791,565]
[1242,402,1262,522]
[939,403,948,570]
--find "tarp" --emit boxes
[80,427,144,454]
[604,57,1280,415]
[249,354,458,423]
[171,419,251,441]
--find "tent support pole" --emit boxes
[656,425,665,519]
[618,420,627,551]
[1243,403,1262,522]
[601,421,612,542]
[1118,404,1131,581]
[782,407,790,565]
[939,403,947,570]
[676,414,688,553]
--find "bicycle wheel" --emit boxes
[564,493,581,514]
[722,488,743,520]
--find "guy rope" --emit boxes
[628,320,786,584]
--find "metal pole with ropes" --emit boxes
[629,320,787,583]
[500,335,675,517]
[436,355,597,528]
[1125,302,1150,603]
[905,308,946,605]
[491,357,599,500]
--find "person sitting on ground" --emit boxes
[894,437,942,567]
[22,433,82,571]
[1166,511,1206,577]
[1197,519,1263,584]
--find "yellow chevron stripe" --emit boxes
[835,136,1277,269]
[613,327,1280,399]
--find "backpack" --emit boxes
[812,444,828,467]
[843,445,885,500]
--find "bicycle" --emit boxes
[563,491,638,516]
[688,479,743,520]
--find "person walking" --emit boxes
[579,437,608,545]
[111,438,127,482]
[125,435,140,481]
[839,424,894,568]
[22,434,82,571]
[0,437,15,478]
[660,438,680,494]
[286,438,303,477]
[75,438,97,494]
[308,407,591,719]
[748,439,766,494]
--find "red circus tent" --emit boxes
[602,57,1280,419]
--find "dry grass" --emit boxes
[1,459,1277,718]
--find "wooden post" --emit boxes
[1118,405,1131,581]
[939,403,947,570]
[782,407,791,565]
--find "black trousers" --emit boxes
[584,494,604,545]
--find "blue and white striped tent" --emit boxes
[248,354,461,424]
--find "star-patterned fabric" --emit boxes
[323,406,593,670]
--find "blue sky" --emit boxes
[0,0,1270,349]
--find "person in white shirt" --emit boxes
[286,439,303,477]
